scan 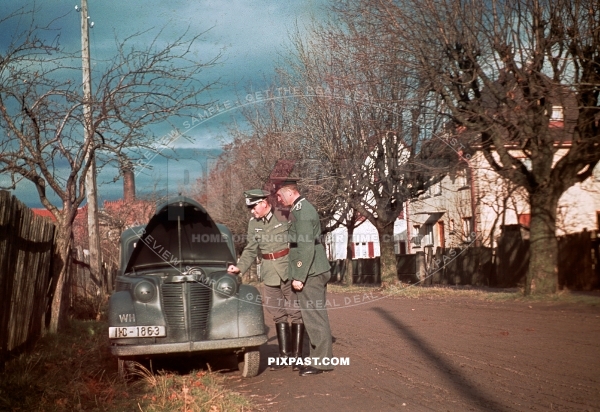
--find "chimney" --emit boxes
[121,161,136,203]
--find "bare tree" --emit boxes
[264,10,456,284]
[193,126,306,254]
[366,0,600,294]
[0,7,219,332]
[202,6,457,285]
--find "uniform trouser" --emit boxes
[262,279,303,324]
[297,271,334,370]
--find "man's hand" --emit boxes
[292,280,304,291]
[227,264,241,274]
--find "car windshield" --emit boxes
[125,198,234,272]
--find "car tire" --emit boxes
[238,347,260,378]
[118,357,136,380]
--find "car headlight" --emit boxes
[133,280,156,303]
[215,275,237,298]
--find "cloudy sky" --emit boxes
[2,0,328,205]
[6,0,326,146]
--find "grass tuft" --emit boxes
[0,320,253,411]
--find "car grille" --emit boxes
[161,282,211,340]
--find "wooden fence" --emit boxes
[0,190,55,367]
[336,227,599,290]
[488,227,599,290]
[492,225,529,287]
[424,246,494,286]
[0,191,117,368]
[67,246,117,319]
[394,246,495,286]
[330,258,381,284]
[558,230,600,290]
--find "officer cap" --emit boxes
[270,177,300,191]
[244,189,270,206]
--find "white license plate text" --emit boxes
[109,326,166,338]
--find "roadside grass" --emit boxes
[328,282,600,306]
[0,320,252,412]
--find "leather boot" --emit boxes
[291,323,305,371]
[271,322,291,371]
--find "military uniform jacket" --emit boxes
[288,198,330,283]
[236,209,290,287]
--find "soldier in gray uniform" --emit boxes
[227,189,304,371]
[274,179,334,376]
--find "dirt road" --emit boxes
[224,290,600,411]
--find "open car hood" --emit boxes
[125,196,235,273]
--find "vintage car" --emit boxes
[108,196,267,378]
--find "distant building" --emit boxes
[326,105,600,258]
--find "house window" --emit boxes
[354,242,369,259]
[425,224,434,246]
[412,225,421,247]
[550,106,564,122]
[457,169,470,189]
[429,181,442,197]
[438,221,445,249]
[462,217,473,242]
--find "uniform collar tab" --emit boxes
[292,197,305,207]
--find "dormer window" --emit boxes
[457,169,470,190]
[550,106,564,121]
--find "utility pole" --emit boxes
[79,0,103,293]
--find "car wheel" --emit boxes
[117,357,136,380]
[238,347,260,378]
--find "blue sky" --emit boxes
[2,0,328,206]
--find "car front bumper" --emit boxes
[110,334,268,357]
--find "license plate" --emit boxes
[109,326,166,338]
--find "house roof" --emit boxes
[31,208,55,220]
[31,204,89,223]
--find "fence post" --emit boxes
[415,251,426,284]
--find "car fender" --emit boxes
[108,286,168,345]
[237,284,266,337]
[108,291,136,328]
[206,290,240,339]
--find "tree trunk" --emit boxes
[526,190,559,295]
[343,257,354,286]
[343,225,355,285]
[379,223,397,285]
[48,224,72,333]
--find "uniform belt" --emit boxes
[261,248,290,260]
[289,239,321,248]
